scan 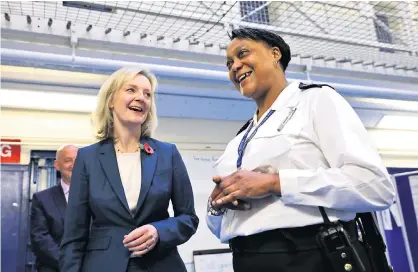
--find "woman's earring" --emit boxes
[273,60,279,68]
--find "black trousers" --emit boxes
[126,257,149,272]
[233,240,371,272]
[37,267,59,272]
[230,222,372,272]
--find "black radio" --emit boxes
[316,222,366,272]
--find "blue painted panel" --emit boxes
[387,168,418,272]
[156,93,256,121]
[396,175,418,272]
[157,84,241,100]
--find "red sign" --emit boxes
[1,139,21,164]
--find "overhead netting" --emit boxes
[2,1,417,69]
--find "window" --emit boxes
[240,1,270,24]
[374,14,394,53]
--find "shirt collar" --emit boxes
[252,80,301,124]
[60,179,70,194]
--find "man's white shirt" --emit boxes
[61,179,70,203]
[206,81,395,243]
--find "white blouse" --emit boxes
[116,152,142,213]
[207,80,395,243]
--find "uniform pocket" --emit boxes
[248,118,305,161]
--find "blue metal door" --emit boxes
[1,164,29,272]
[1,150,58,272]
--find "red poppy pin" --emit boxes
[139,143,154,155]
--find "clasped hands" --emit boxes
[123,224,159,257]
[210,166,281,211]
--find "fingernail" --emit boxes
[216,200,222,204]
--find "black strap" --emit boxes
[236,119,252,136]
[318,206,332,225]
[356,212,393,272]
[356,213,386,251]
[299,82,335,90]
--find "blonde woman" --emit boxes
[60,68,198,272]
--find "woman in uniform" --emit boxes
[206,27,395,272]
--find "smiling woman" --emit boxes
[225,28,291,112]
[92,68,158,142]
[207,27,395,272]
[60,67,199,272]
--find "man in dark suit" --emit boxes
[30,144,78,272]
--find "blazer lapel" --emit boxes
[52,185,67,221]
[134,138,158,217]
[98,139,131,214]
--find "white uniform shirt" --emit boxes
[206,81,395,243]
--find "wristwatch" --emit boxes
[207,197,226,216]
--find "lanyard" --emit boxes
[236,110,275,169]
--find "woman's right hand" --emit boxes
[123,224,159,257]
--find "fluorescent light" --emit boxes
[1,65,107,86]
[348,97,418,112]
[1,89,97,113]
[377,115,418,131]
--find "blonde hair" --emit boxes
[92,67,158,140]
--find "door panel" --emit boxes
[1,165,29,272]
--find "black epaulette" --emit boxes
[236,119,251,136]
[299,82,335,90]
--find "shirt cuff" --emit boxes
[206,213,223,239]
[279,169,303,204]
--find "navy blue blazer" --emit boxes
[59,138,199,272]
[31,184,67,271]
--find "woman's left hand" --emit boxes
[211,169,280,209]
[123,224,159,256]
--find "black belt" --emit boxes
[229,221,357,253]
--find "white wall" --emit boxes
[2,108,418,167]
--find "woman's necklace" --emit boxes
[116,143,140,153]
